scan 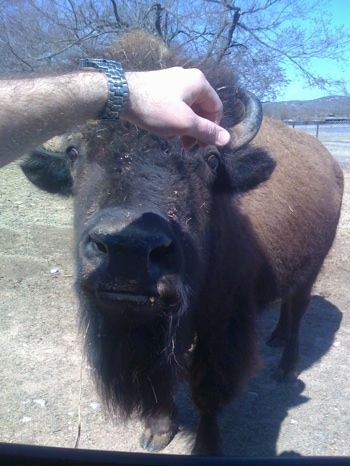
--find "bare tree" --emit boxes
[0,0,348,100]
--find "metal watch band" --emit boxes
[79,59,129,121]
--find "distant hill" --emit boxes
[262,96,350,121]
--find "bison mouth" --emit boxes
[96,290,159,304]
[91,288,168,323]
[87,272,182,307]
[87,277,184,321]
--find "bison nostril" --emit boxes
[88,235,108,255]
[149,242,178,274]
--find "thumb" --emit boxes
[181,118,230,148]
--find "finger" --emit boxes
[184,70,224,125]
[183,117,230,147]
[191,100,223,126]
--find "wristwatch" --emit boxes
[79,59,129,121]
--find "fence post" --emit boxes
[316,123,319,139]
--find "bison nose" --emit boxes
[88,231,178,274]
[85,213,182,282]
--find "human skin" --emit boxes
[0,67,230,168]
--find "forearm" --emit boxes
[0,71,108,167]
[0,65,229,168]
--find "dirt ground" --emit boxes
[0,135,350,457]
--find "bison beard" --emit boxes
[20,32,343,455]
[78,222,197,421]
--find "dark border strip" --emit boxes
[1,443,350,466]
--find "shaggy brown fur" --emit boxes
[246,117,343,297]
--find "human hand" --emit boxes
[123,67,230,148]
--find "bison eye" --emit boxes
[66,146,79,162]
[206,153,220,173]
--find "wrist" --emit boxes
[121,72,138,123]
[121,71,154,127]
[73,71,108,121]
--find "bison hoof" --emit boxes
[140,427,173,452]
[273,366,299,382]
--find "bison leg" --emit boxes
[191,413,222,456]
[274,289,311,381]
[190,299,257,455]
[189,344,225,455]
[140,404,177,452]
[267,300,290,347]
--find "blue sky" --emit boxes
[277,0,350,101]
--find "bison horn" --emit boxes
[229,89,263,151]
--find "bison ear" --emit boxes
[21,149,73,196]
[220,148,276,193]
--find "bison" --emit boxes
[20,37,343,456]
